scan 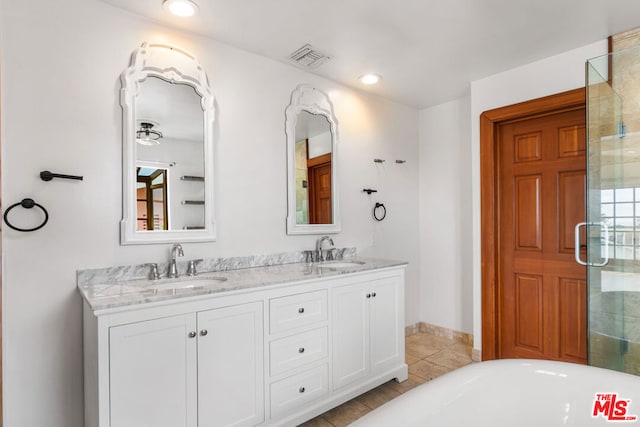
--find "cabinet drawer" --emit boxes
[270,327,327,376]
[270,364,329,418]
[270,290,327,334]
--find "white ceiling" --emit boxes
[101,0,640,109]
[295,111,330,141]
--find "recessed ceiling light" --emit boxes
[163,0,199,17]
[359,73,382,85]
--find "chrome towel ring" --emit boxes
[3,198,49,232]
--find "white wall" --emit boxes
[0,1,419,426]
[308,131,332,158]
[418,96,473,333]
[469,40,608,352]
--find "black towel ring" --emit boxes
[373,202,387,221]
[3,198,49,232]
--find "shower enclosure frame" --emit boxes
[586,47,640,375]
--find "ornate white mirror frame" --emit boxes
[120,42,216,244]
[285,84,340,235]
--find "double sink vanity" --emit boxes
[79,244,408,427]
[79,41,408,426]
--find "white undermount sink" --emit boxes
[314,260,366,269]
[152,276,227,290]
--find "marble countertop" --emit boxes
[78,258,407,313]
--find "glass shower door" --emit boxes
[586,48,640,376]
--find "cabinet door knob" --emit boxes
[299,387,306,393]
[298,307,305,314]
[372,292,377,297]
[366,293,371,298]
[298,347,305,353]
[188,331,197,338]
[199,329,208,336]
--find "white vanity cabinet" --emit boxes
[85,300,264,427]
[82,264,407,427]
[196,302,264,427]
[109,314,198,427]
[332,275,403,390]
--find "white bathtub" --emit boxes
[350,359,640,426]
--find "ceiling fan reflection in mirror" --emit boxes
[136,121,163,145]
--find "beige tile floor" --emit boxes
[299,332,474,427]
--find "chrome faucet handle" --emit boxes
[186,259,203,276]
[146,263,161,281]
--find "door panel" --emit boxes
[514,274,544,353]
[559,277,588,362]
[370,277,402,374]
[109,315,197,427]
[514,132,542,162]
[332,283,368,389]
[498,108,587,363]
[557,124,585,158]
[514,175,542,250]
[197,302,264,427]
[559,171,586,253]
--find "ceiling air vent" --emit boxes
[288,44,332,69]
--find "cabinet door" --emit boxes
[369,276,402,374]
[110,314,197,427]
[197,302,264,427]
[332,282,369,389]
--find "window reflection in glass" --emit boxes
[601,187,640,260]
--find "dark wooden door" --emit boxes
[498,107,587,363]
[308,154,332,224]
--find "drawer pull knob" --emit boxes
[199,329,208,336]
[299,387,306,393]
[366,293,371,299]
[298,307,305,314]
[188,331,197,338]
[372,292,377,297]
[298,347,305,353]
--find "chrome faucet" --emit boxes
[168,243,184,278]
[316,236,335,262]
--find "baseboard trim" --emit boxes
[405,322,482,362]
[404,323,420,337]
[405,322,473,347]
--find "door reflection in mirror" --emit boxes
[295,111,332,224]
[136,166,168,231]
